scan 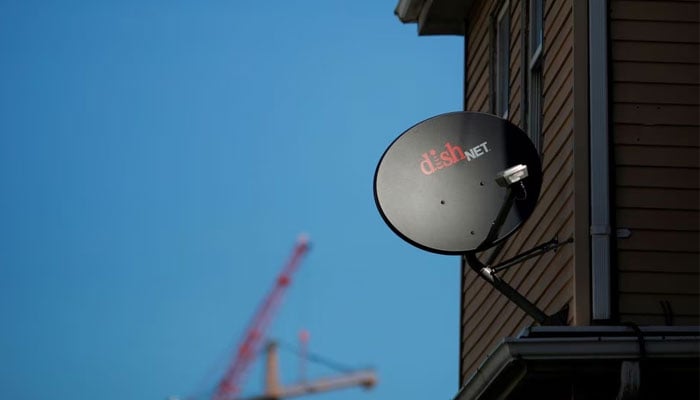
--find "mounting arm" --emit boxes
[464,252,561,325]
[464,164,568,326]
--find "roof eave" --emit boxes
[455,326,700,400]
[394,0,472,36]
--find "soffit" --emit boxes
[394,0,476,36]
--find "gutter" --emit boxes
[454,326,700,400]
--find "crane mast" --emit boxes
[214,236,310,400]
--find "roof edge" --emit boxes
[455,326,700,400]
[394,0,424,23]
[394,0,470,36]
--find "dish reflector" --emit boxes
[374,112,542,254]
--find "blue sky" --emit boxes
[0,1,463,399]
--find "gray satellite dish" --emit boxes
[374,112,571,326]
[374,112,542,254]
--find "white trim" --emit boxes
[526,0,543,151]
[588,0,611,321]
[528,45,542,71]
[529,0,543,57]
[394,0,422,22]
[495,1,511,118]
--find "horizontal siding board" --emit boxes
[469,55,489,90]
[510,12,521,55]
[616,187,699,210]
[616,230,700,252]
[509,1,522,120]
[613,82,700,105]
[615,144,700,168]
[616,166,700,189]
[618,250,700,273]
[613,104,700,125]
[510,98,522,127]
[616,209,700,231]
[543,36,573,100]
[468,62,489,110]
[544,0,569,45]
[542,85,574,145]
[613,62,700,85]
[543,27,574,84]
[611,20,700,43]
[542,107,573,168]
[467,49,488,93]
[614,124,700,146]
[476,91,490,113]
[538,269,574,321]
[612,41,700,64]
[619,271,700,295]
[468,68,489,110]
[469,19,490,65]
[466,8,491,109]
[619,293,700,316]
[544,0,556,21]
[468,23,490,73]
[467,49,489,103]
[611,1,700,23]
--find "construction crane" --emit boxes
[203,234,376,400]
[213,235,311,400]
[240,340,377,400]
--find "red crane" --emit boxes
[213,235,311,400]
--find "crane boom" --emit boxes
[274,371,376,398]
[214,236,310,400]
[241,341,377,400]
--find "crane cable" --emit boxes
[274,338,367,374]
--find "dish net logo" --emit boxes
[420,141,490,175]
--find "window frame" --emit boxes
[492,1,511,119]
[525,0,544,152]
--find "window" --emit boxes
[527,0,544,151]
[494,2,510,118]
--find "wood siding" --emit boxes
[610,0,700,326]
[461,0,575,384]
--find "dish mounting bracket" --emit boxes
[463,170,572,326]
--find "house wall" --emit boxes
[610,0,700,325]
[460,0,576,384]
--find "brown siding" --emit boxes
[461,0,575,384]
[610,0,700,325]
[466,0,492,113]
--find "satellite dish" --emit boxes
[374,112,542,255]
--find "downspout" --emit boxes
[588,0,612,320]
